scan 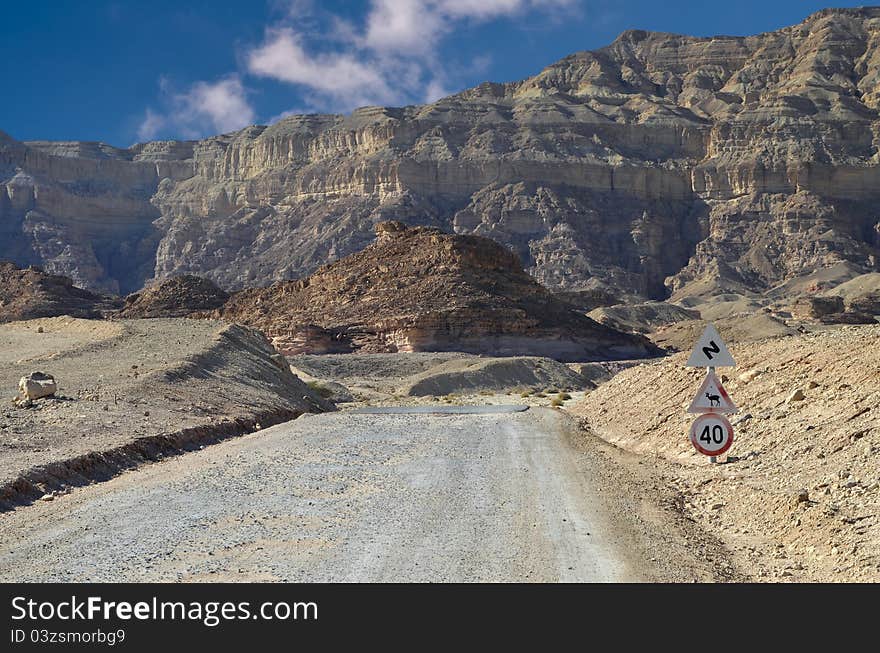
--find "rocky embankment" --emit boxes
[0,317,331,509]
[2,7,879,302]
[571,324,880,581]
[211,221,659,361]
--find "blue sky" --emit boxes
[0,1,870,146]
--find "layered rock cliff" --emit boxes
[2,7,880,299]
[211,222,659,360]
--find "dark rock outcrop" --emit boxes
[848,291,880,314]
[819,311,878,324]
[118,275,229,318]
[793,295,845,319]
[0,262,120,322]
[212,222,660,361]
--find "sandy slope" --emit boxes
[571,324,880,581]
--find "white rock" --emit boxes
[18,372,57,400]
[738,369,761,383]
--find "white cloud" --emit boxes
[268,107,310,123]
[423,78,452,103]
[248,28,397,107]
[183,77,256,133]
[136,108,166,141]
[137,76,255,141]
[364,0,445,55]
[362,0,577,55]
[243,0,577,113]
[442,0,527,19]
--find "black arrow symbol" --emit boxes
[702,340,720,359]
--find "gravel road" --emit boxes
[0,408,726,582]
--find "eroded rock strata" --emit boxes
[2,8,880,299]
[211,222,659,360]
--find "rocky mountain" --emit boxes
[210,221,659,360]
[0,262,120,322]
[118,274,229,318]
[2,7,880,302]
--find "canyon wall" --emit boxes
[2,7,880,298]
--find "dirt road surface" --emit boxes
[0,408,733,582]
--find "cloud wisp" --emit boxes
[137,76,255,141]
[137,0,577,141]
[247,27,398,107]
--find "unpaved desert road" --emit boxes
[0,407,660,582]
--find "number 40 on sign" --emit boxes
[689,413,734,457]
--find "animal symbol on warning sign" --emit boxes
[687,370,738,414]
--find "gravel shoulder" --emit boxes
[0,408,735,582]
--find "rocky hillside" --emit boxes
[2,7,879,300]
[0,262,120,322]
[211,221,659,361]
[571,324,880,581]
[118,275,229,318]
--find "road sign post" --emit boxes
[709,365,716,464]
[686,324,737,463]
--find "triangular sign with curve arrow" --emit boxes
[686,323,735,367]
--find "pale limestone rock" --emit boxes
[18,372,57,400]
[1,8,880,300]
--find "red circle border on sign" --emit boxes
[689,412,734,456]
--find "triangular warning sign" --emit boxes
[687,370,738,414]
[686,323,735,367]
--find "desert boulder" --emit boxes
[17,372,57,401]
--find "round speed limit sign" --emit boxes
[689,413,734,456]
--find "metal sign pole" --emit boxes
[708,365,717,464]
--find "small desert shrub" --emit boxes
[557,392,572,401]
[534,392,547,398]
[306,381,333,399]
[520,391,531,398]
[550,398,564,407]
